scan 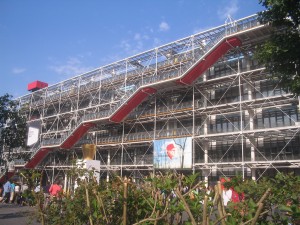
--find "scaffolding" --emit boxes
[2,14,299,184]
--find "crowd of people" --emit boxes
[0,176,241,209]
[0,179,27,205]
[0,179,63,206]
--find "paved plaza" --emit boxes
[0,203,40,225]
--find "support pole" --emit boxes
[238,58,245,180]
[192,85,195,174]
[123,177,128,225]
[153,96,157,175]
[121,122,125,177]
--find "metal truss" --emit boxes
[4,14,299,183]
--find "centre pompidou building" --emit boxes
[1,14,299,184]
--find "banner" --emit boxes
[153,137,192,169]
[27,120,41,146]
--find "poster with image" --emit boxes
[153,137,192,169]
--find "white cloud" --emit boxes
[217,0,239,21]
[116,32,154,57]
[159,21,170,32]
[12,67,26,74]
[134,33,141,41]
[134,33,150,41]
[110,25,168,61]
[50,57,92,76]
[153,38,162,47]
[119,40,132,53]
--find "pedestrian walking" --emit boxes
[14,182,20,204]
[10,181,16,203]
[0,183,3,202]
[2,180,11,203]
[49,180,62,198]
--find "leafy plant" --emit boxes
[34,170,300,225]
[256,0,300,94]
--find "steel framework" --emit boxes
[1,14,299,184]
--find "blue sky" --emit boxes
[0,0,264,98]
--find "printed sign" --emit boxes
[153,137,192,169]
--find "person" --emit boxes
[2,180,11,203]
[0,183,3,202]
[9,181,16,203]
[222,185,232,206]
[34,184,41,193]
[21,183,29,193]
[18,183,29,206]
[231,188,243,203]
[43,181,51,208]
[206,185,214,201]
[14,183,20,204]
[43,181,51,196]
[49,180,62,197]
[43,181,50,191]
[74,178,81,193]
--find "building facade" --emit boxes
[1,14,300,184]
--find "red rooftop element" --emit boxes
[176,37,242,85]
[28,80,48,92]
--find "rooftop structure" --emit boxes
[27,81,48,92]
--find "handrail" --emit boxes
[17,14,259,103]
[24,15,263,163]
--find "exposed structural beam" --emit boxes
[0,172,15,183]
[9,15,286,181]
[18,36,242,170]
[110,87,157,123]
[163,49,178,59]
[25,148,52,169]
[176,37,242,85]
[61,122,95,149]
[129,60,143,68]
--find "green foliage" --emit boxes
[0,94,27,149]
[35,171,300,225]
[256,0,300,94]
[224,173,300,224]
[20,169,42,190]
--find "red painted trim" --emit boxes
[23,123,94,169]
[20,37,241,170]
[0,172,15,183]
[60,122,95,149]
[177,37,242,85]
[110,87,157,123]
[141,87,157,95]
[24,148,52,169]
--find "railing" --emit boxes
[40,33,226,147]
[92,112,300,145]
[24,15,262,159]
[18,15,259,108]
[41,90,295,148]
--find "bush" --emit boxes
[36,171,300,225]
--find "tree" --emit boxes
[0,93,27,167]
[256,0,300,94]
